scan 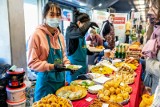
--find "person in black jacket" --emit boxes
[65,10,98,83]
[100,14,115,50]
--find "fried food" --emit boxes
[32,94,72,107]
[98,79,131,104]
[89,99,103,107]
[108,102,123,107]
[56,86,87,100]
[95,45,104,49]
[91,65,113,75]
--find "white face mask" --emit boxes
[46,18,60,28]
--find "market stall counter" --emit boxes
[72,64,142,107]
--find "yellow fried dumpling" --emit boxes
[106,81,112,87]
[104,84,109,89]
[104,90,110,96]
[125,87,132,93]
[110,95,117,102]
[101,96,110,102]
[117,93,123,98]
[109,87,115,95]
[116,88,121,94]
[116,96,124,103]
[99,93,105,98]
[114,82,119,88]
[123,92,129,100]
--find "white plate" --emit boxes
[93,76,112,84]
[88,46,104,52]
[87,73,105,80]
[65,64,82,70]
[88,85,104,94]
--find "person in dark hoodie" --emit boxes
[65,9,98,83]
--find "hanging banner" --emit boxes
[112,13,128,43]
[62,10,72,21]
[91,10,110,28]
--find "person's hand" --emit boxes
[70,70,76,75]
[54,64,66,72]
[90,22,99,29]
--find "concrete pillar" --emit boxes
[0,0,11,64]
[0,0,27,70]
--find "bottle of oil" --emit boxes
[118,45,122,58]
[121,46,126,59]
[115,46,119,58]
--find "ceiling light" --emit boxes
[138,8,145,11]
[136,4,146,9]
[79,2,87,6]
[131,8,135,11]
[98,3,102,7]
[134,0,145,5]
[139,0,145,5]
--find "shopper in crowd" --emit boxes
[86,29,103,64]
[65,10,98,83]
[100,14,115,50]
[86,28,103,47]
[125,20,132,43]
[143,17,154,45]
[27,1,71,101]
[125,30,130,43]
[143,1,160,105]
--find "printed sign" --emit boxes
[92,10,110,28]
[62,10,72,21]
[112,13,128,43]
[113,17,126,24]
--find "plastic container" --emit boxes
[112,59,122,65]
[6,83,26,102]
[7,68,25,88]
[104,49,111,58]
[7,98,26,107]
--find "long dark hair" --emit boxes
[147,0,160,19]
[73,9,90,23]
[42,1,61,32]
[42,1,61,20]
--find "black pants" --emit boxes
[125,35,129,43]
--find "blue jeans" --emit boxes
[140,58,146,81]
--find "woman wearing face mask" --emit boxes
[65,10,98,83]
[27,1,71,101]
[142,0,160,104]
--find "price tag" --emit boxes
[85,97,93,102]
[102,103,109,107]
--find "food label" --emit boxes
[85,97,93,102]
[102,103,109,107]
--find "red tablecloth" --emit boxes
[72,64,142,107]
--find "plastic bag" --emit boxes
[152,79,160,106]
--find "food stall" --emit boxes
[32,42,144,107]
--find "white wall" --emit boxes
[0,0,11,64]
[0,0,27,70]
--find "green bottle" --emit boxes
[115,46,119,58]
[118,45,122,58]
[121,46,126,59]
